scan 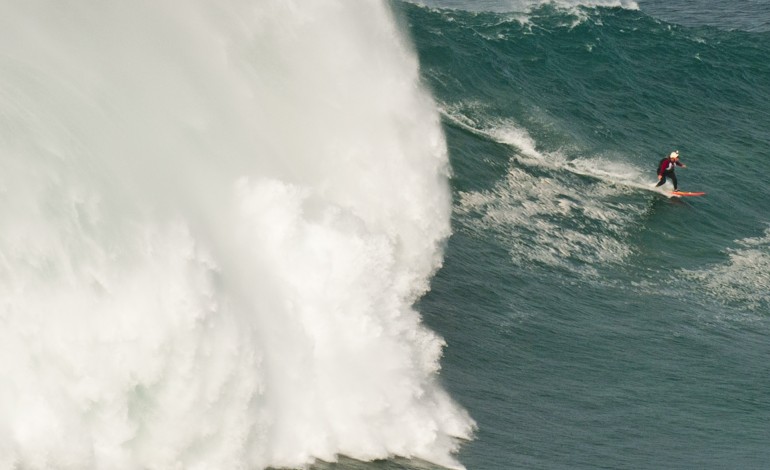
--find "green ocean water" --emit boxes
[405,1,770,468]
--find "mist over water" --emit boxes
[0,1,474,468]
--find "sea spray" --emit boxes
[0,0,475,468]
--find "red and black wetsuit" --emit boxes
[655,157,684,190]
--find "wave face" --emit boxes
[405,1,770,282]
[0,1,475,468]
[401,2,770,469]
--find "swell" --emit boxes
[404,1,770,300]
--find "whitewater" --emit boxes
[0,1,475,469]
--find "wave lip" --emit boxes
[0,0,475,468]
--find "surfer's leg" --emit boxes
[655,176,666,187]
[670,173,678,191]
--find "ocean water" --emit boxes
[1,0,768,469]
[408,0,770,468]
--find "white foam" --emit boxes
[684,227,770,312]
[0,1,474,468]
[457,165,639,275]
[545,0,639,10]
[439,107,542,161]
[415,0,639,14]
[451,117,653,274]
[442,109,672,196]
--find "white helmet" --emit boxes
[670,150,680,159]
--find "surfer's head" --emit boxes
[669,150,680,160]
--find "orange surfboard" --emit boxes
[671,190,706,197]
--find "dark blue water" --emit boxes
[402,0,770,468]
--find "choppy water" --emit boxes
[410,0,770,468]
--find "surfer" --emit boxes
[655,150,686,191]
